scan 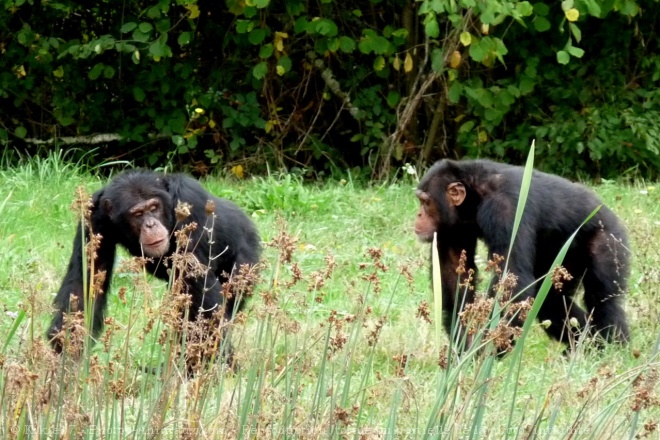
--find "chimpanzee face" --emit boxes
[414,182,466,242]
[126,197,171,257]
[415,190,439,242]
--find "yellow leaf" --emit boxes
[481,23,490,35]
[276,65,285,76]
[392,56,401,71]
[460,32,472,46]
[274,32,288,53]
[265,120,274,133]
[194,108,205,114]
[15,65,26,78]
[478,130,488,143]
[565,8,579,22]
[231,165,245,179]
[449,51,461,68]
[187,4,200,19]
[404,53,413,73]
[208,119,216,128]
[53,66,64,78]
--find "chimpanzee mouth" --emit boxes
[415,230,434,243]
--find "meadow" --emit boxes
[0,155,658,439]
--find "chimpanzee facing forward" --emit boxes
[415,159,630,346]
[48,170,261,356]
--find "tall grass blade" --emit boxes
[504,139,535,272]
[432,232,443,346]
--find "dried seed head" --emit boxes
[205,199,216,216]
[175,201,192,222]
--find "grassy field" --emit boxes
[0,156,659,439]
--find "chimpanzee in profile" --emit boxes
[48,170,261,361]
[414,159,630,347]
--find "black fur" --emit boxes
[48,170,261,352]
[418,159,630,345]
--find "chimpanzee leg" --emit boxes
[536,293,588,343]
[582,234,630,342]
[439,233,477,343]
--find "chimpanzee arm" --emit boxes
[48,192,117,351]
[477,194,538,299]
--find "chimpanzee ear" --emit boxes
[102,198,113,215]
[447,182,466,206]
[415,189,431,203]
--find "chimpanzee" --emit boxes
[48,170,261,358]
[414,159,630,347]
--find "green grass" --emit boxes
[0,154,659,439]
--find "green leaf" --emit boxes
[15,126,27,139]
[561,0,574,11]
[132,30,150,43]
[156,18,170,33]
[236,20,252,34]
[516,1,534,16]
[448,82,462,103]
[569,23,582,42]
[425,19,440,38]
[294,17,310,34]
[474,88,494,107]
[386,91,400,108]
[53,65,64,78]
[339,36,355,53]
[178,31,191,46]
[149,40,164,58]
[259,44,274,58]
[59,116,75,126]
[103,66,115,78]
[484,107,502,121]
[519,76,535,94]
[534,16,551,32]
[469,40,486,62]
[583,0,601,16]
[138,22,153,33]
[277,56,292,74]
[460,32,472,46]
[147,6,161,19]
[327,38,340,52]
[431,48,444,73]
[314,18,338,37]
[244,6,257,18]
[254,0,269,7]
[133,86,146,102]
[120,22,137,33]
[459,120,475,133]
[533,2,550,16]
[253,61,268,79]
[556,50,570,64]
[567,45,585,58]
[88,63,104,80]
[373,55,385,71]
[248,28,266,45]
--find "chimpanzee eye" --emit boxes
[150,205,158,212]
[134,211,143,218]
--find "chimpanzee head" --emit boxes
[101,171,175,257]
[414,161,467,242]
